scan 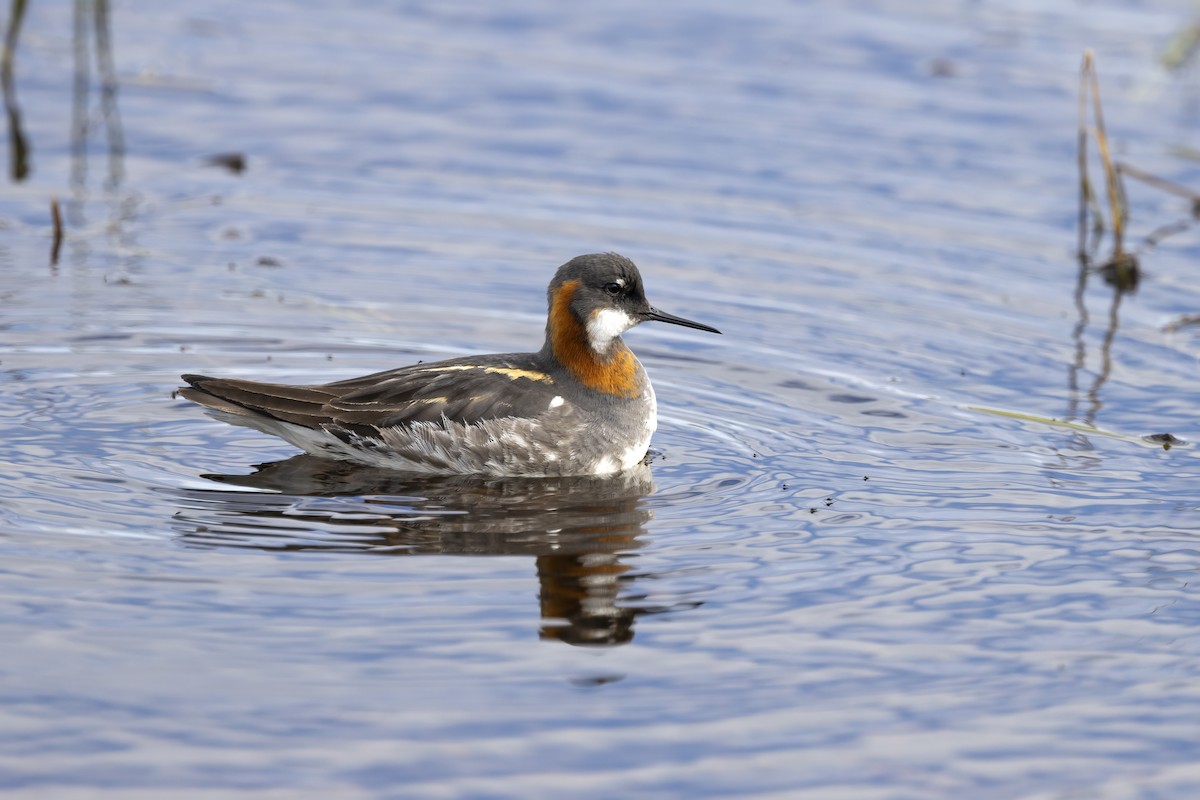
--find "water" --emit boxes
[2,1,1200,797]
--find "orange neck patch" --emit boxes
[549,280,641,398]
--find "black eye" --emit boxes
[604,282,623,296]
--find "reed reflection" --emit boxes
[72,0,124,195]
[1066,253,1127,429]
[174,456,665,646]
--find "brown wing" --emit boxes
[179,353,562,431]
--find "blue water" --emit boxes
[2,1,1200,797]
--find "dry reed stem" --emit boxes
[1081,50,1127,254]
[50,195,62,265]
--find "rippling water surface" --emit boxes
[3,1,1200,797]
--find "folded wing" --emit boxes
[179,355,562,434]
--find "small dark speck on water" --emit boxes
[256,256,283,268]
[830,394,874,404]
[928,58,958,77]
[569,674,626,688]
[203,152,247,174]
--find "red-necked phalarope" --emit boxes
[178,252,721,476]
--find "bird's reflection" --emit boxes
[173,455,670,646]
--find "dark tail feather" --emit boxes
[177,374,336,427]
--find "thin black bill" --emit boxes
[643,307,721,334]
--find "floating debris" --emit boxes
[1098,251,1139,292]
[1143,433,1185,450]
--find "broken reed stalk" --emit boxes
[1118,160,1200,203]
[50,195,62,265]
[1079,50,1129,255]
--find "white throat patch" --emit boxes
[586,308,637,353]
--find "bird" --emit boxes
[178,252,721,477]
